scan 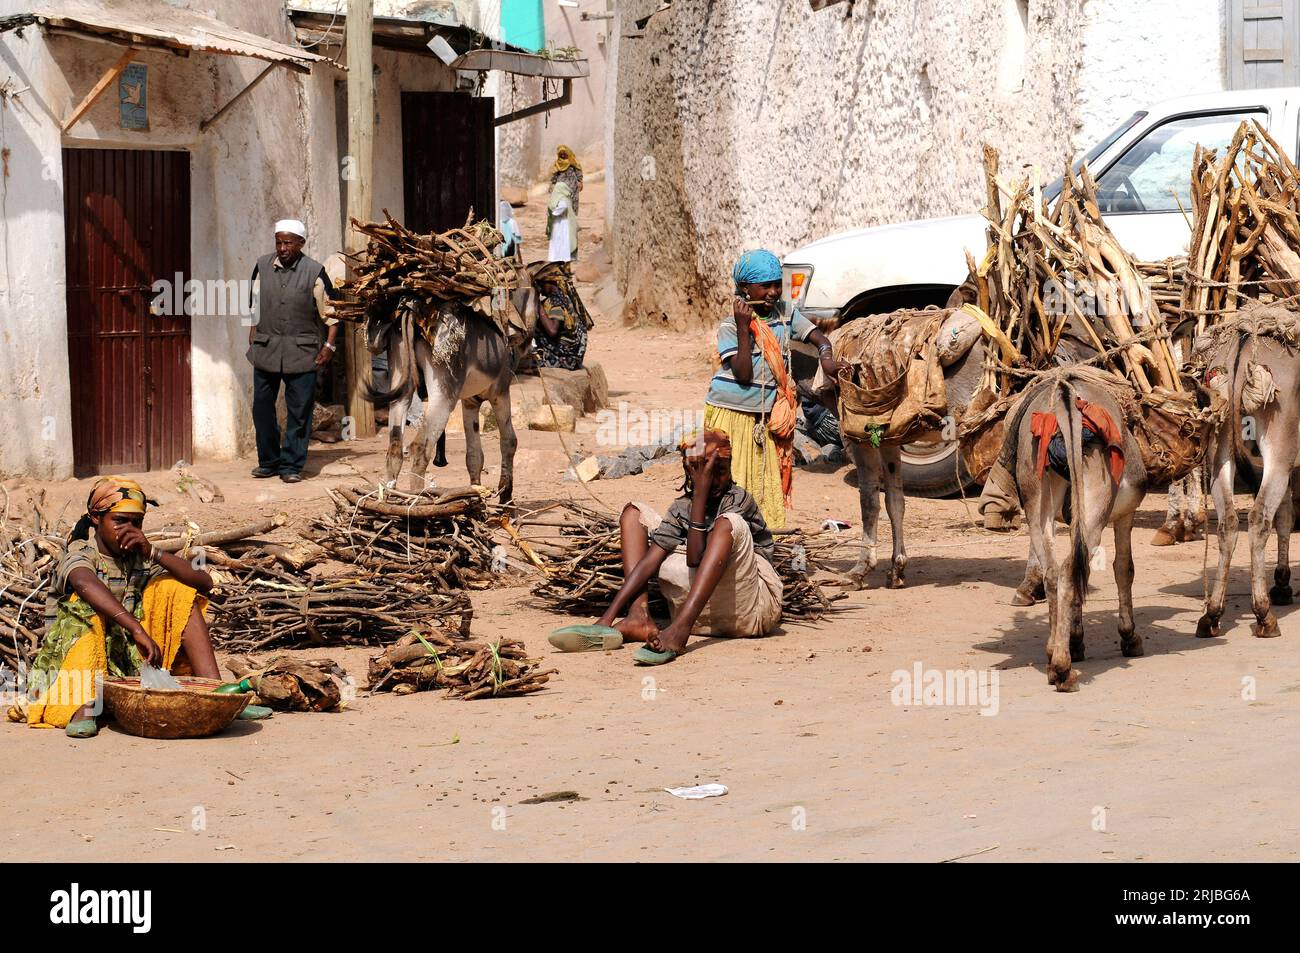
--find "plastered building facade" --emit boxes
[610,0,1227,328]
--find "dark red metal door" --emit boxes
[401,92,495,233]
[64,148,192,476]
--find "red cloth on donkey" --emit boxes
[1030,398,1125,487]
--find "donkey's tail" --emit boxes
[1224,331,1260,493]
[1060,379,1091,606]
[364,307,418,406]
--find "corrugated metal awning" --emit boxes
[452,48,590,80]
[0,1,332,73]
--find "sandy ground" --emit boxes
[6,180,1299,863]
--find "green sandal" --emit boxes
[65,718,99,739]
[632,646,678,666]
[548,624,624,653]
[237,704,273,721]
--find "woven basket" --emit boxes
[103,676,250,739]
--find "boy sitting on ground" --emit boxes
[555,429,783,665]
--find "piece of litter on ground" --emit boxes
[665,783,728,799]
[153,828,184,834]
[963,814,977,819]
[520,790,586,804]
[215,844,238,851]
[224,769,245,781]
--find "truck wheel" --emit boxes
[901,440,971,498]
[900,338,985,498]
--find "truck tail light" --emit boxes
[782,263,814,311]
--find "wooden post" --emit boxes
[344,0,377,439]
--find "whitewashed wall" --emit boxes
[610,0,1233,329]
[1076,0,1227,150]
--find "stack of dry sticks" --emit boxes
[367,629,556,700]
[0,488,65,671]
[966,144,1186,396]
[1183,119,1300,329]
[211,485,496,653]
[499,500,848,622]
[331,211,518,323]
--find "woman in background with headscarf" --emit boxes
[550,145,584,214]
[703,250,849,530]
[546,146,582,263]
[531,261,594,371]
[19,477,268,737]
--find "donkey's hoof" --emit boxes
[1195,615,1222,639]
[886,571,906,590]
[1010,590,1037,607]
[1150,524,1180,547]
[1049,667,1080,692]
[838,568,870,590]
[1121,635,1145,658]
[1253,615,1282,639]
[433,454,448,468]
[1270,585,1294,606]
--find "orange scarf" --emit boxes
[749,316,797,506]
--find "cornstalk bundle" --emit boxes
[969,145,1184,395]
[501,500,848,622]
[367,629,557,700]
[1183,119,1300,330]
[958,147,1216,485]
[331,210,516,324]
[303,485,497,590]
[209,563,473,653]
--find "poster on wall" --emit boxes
[119,63,148,130]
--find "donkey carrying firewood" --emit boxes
[1002,369,1150,691]
[366,264,538,502]
[809,306,986,588]
[1194,302,1300,640]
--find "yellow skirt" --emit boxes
[24,577,203,729]
[704,404,786,530]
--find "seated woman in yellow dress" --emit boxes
[23,476,268,738]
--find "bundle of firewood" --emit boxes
[304,485,499,590]
[367,629,556,700]
[0,496,63,671]
[500,500,849,622]
[331,211,517,324]
[956,147,1219,485]
[209,564,473,653]
[967,145,1185,396]
[1184,119,1300,330]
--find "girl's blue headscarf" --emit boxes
[732,249,782,289]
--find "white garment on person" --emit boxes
[547,198,572,263]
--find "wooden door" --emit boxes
[63,148,192,476]
[401,92,495,233]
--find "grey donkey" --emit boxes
[367,273,538,502]
[1195,304,1300,639]
[1007,371,1149,691]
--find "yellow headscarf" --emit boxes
[551,145,581,176]
[87,476,149,517]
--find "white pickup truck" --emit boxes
[786,87,1299,495]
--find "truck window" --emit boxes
[1094,111,1265,214]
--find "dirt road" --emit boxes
[7,176,1297,862]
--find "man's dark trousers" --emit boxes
[253,368,317,475]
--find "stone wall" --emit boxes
[611,0,1227,330]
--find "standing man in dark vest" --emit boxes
[246,219,341,483]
